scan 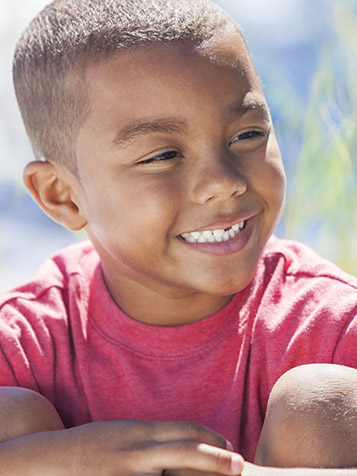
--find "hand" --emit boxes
[6,419,244,475]
[65,420,244,475]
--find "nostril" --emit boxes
[192,168,247,204]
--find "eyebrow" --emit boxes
[228,99,271,120]
[112,99,270,149]
[112,119,187,149]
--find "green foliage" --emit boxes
[284,1,357,274]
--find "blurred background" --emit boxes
[1,0,357,292]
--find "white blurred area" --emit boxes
[1,0,325,175]
[1,0,78,292]
[0,0,336,291]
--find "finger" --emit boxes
[147,421,230,450]
[164,469,228,476]
[138,441,244,475]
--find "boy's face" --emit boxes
[73,32,286,323]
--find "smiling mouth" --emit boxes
[180,221,246,243]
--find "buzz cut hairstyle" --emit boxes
[13,0,241,172]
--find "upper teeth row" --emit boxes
[181,221,245,243]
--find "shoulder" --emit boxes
[250,237,357,373]
[252,236,357,341]
[0,240,99,328]
[259,236,357,291]
[0,241,100,390]
[223,239,356,414]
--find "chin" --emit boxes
[198,271,255,296]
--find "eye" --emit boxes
[229,129,267,145]
[138,150,181,165]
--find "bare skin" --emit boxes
[254,364,357,469]
[0,388,242,475]
[24,33,286,327]
[0,365,356,475]
[7,30,356,476]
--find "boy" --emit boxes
[0,0,356,473]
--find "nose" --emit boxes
[191,156,247,204]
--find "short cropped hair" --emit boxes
[13,0,239,171]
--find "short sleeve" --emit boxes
[333,310,357,367]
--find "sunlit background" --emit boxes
[1,0,357,292]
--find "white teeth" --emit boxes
[181,221,245,244]
[183,235,197,243]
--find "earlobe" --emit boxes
[23,161,88,231]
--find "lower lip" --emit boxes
[177,216,256,256]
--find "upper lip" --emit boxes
[179,211,258,235]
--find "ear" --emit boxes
[23,161,87,231]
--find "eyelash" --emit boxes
[139,150,180,165]
[138,129,268,165]
[229,129,267,145]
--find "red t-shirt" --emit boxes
[0,237,356,462]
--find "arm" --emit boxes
[0,423,244,476]
[0,387,244,475]
[241,365,357,476]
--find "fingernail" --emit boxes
[231,455,243,474]
[226,440,233,451]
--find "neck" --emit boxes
[102,271,234,326]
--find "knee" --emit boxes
[0,387,64,442]
[255,364,357,468]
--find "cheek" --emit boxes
[270,156,286,207]
[91,176,182,247]
[244,155,285,198]
[261,138,286,206]
[128,176,182,224]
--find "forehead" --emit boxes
[83,32,260,101]
[76,33,264,157]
